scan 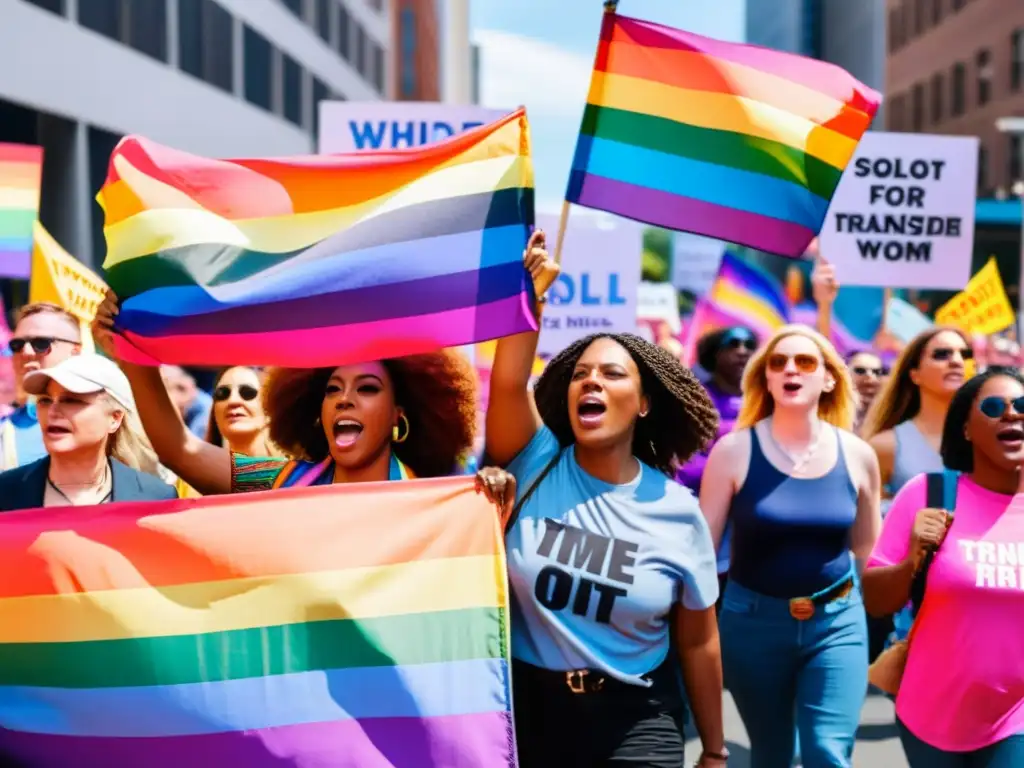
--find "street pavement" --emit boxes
[685,689,907,767]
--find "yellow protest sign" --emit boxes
[29,222,107,324]
[935,257,1014,335]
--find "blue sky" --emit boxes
[470,0,746,211]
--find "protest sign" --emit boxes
[885,296,933,344]
[29,223,107,325]
[318,102,510,153]
[536,212,642,358]
[818,132,977,290]
[935,257,1014,335]
[637,281,681,334]
[671,232,725,296]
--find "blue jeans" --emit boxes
[898,720,1024,767]
[719,579,868,768]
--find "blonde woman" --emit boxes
[0,354,176,510]
[700,325,881,768]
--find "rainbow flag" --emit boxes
[0,142,43,279]
[567,13,881,258]
[98,109,537,367]
[0,478,515,767]
[683,252,790,364]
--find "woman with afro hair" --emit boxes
[487,231,727,768]
[92,293,514,507]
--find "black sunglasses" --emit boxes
[931,347,974,362]
[978,396,1024,419]
[213,384,260,402]
[8,336,80,355]
[852,365,888,377]
[724,337,757,352]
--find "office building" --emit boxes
[392,0,439,100]
[886,0,1024,197]
[0,0,390,269]
[440,0,472,104]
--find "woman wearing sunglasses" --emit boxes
[678,325,757,605]
[862,328,971,651]
[846,351,888,435]
[862,369,1024,766]
[205,367,276,457]
[700,325,881,767]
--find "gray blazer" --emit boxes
[0,457,177,512]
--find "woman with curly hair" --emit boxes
[486,231,727,768]
[699,325,881,768]
[92,294,506,502]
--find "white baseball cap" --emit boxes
[23,354,135,412]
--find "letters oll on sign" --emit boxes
[535,212,642,358]
[317,102,510,153]
[818,132,978,290]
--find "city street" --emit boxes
[685,690,907,767]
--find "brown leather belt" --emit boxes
[788,577,854,621]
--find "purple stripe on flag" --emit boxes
[0,248,30,279]
[566,171,816,259]
[0,710,516,768]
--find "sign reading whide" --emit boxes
[819,132,977,290]
[317,102,510,153]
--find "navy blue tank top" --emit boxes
[728,427,858,598]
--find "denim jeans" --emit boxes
[898,720,1024,768]
[719,579,868,768]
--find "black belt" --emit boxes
[515,660,662,695]
[788,575,854,620]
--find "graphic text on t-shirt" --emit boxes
[532,519,639,624]
[958,539,1024,590]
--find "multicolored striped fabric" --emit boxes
[567,13,881,257]
[0,478,515,767]
[0,142,43,279]
[97,109,537,367]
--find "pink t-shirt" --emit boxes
[868,474,1024,751]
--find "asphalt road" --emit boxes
[684,689,907,767]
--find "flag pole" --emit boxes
[554,0,617,265]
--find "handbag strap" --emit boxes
[504,449,563,534]
[909,469,958,617]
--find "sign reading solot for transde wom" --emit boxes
[818,131,977,291]
[317,102,511,153]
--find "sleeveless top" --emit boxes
[728,427,859,598]
[889,420,942,495]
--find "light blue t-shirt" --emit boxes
[0,402,46,470]
[505,426,719,685]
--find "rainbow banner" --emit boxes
[682,252,790,365]
[567,13,881,258]
[0,478,515,767]
[98,109,537,367]
[0,142,43,279]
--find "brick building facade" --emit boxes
[886,0,1024,196]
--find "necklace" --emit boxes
[47,465,112,506]
[765,418,823,474]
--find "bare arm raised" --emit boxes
[93,291,232,495]
[485,230,560,466]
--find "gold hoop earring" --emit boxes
[392,414,410,444]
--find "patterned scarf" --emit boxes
[271,453,414,489]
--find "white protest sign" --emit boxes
[818,132,977,290]
[637,281,681,334]
[318,102,510,153]
[536,213,642,358]
[886,296,934,344]
[672,232,725,296]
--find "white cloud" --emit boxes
[471,29,593,118]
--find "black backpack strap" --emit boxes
[909,469,957,616]
[504,449,562,534]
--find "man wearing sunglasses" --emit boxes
[1,303,82,470]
